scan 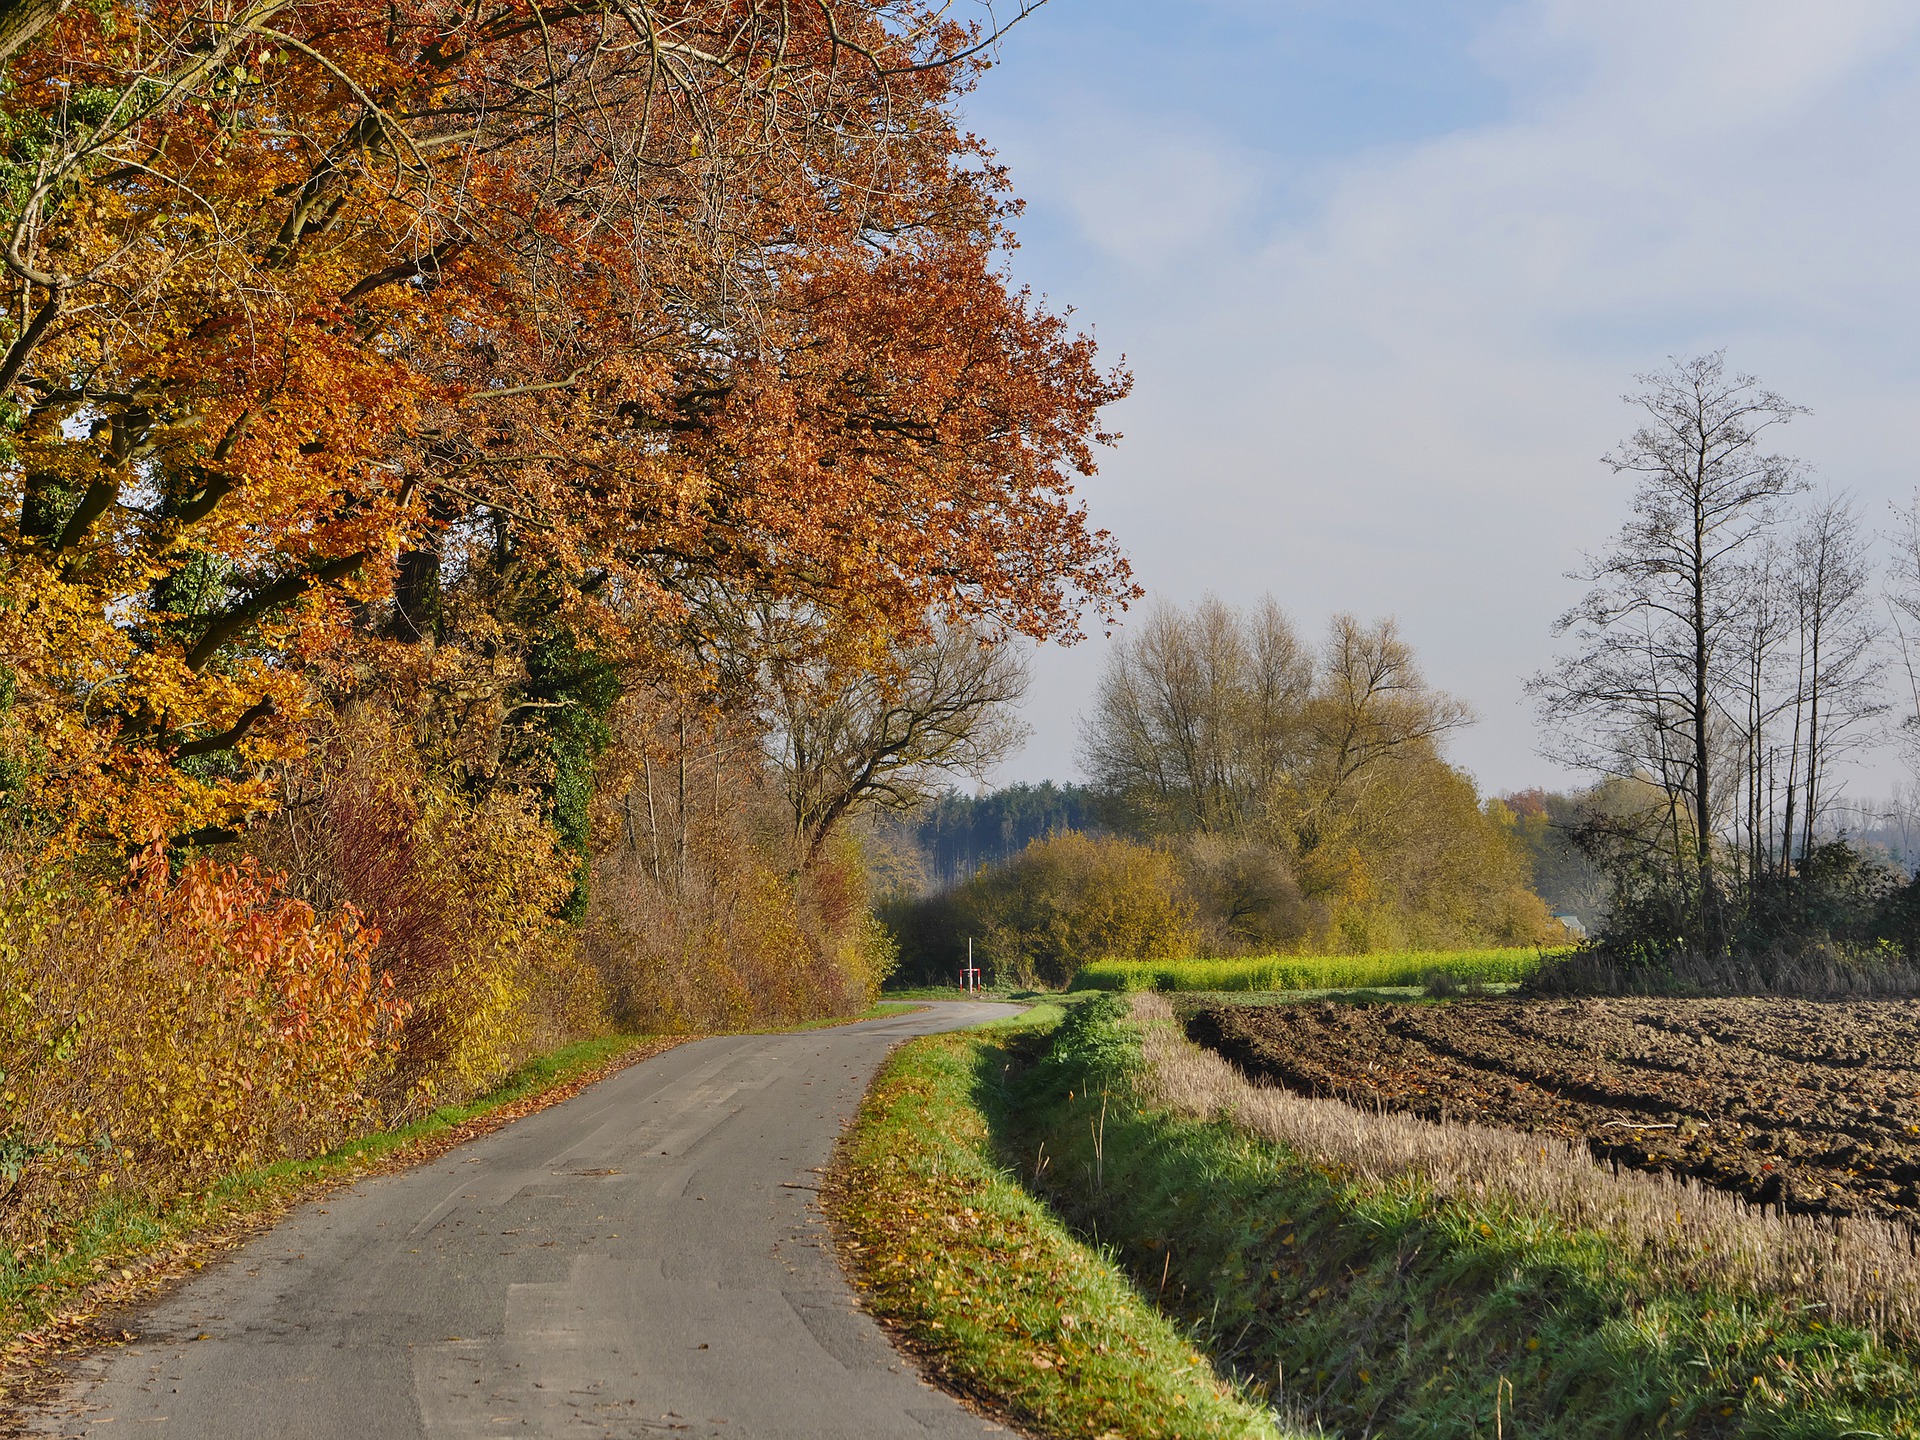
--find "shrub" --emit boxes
[1522,941,1920,999]
[951,831,1198,988]
[1172,835,1315,954]
[0,843,407,1254]
[587,845,877,1031]
[255,705,602,1113]
[581,711,886,1031]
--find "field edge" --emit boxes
[825,1004,1297,1440]
[1000,993,1920,1438]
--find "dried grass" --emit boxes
[1129,991,1920,1340]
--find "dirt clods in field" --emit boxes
[1188,997,1920,1225]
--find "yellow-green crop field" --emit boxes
[1069,948,1560,994]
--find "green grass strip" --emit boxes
[1072,948,1556,994]
[828,1008,1296,1440]
[0,1032,671,1345]
[1010,996,1920,1439]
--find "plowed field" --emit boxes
[1188,998,1920,1224]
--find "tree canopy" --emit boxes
[0,0,1133,851]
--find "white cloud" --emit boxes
[996,104,1262,268]
[986,3,1920,798]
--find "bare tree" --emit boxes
[1079,597,1312,835]
[1081,600,1469,849]
[765,624,1031,866]
[1778,492,1884,867]
[1729,536,1796,881]
[1296,614,1474,838]
[1534,353,1807,941]
[1879,492,1920,795]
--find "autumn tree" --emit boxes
[1292,614,1474,851]
[0,0,1131,855]
[1080,596,1537,952]
[762,622,1030,867]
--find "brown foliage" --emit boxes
[581,698,890,1031]
[0,0,1132,850]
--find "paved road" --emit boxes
[24,1002,1021,1439]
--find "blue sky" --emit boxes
[960,0,1920,799]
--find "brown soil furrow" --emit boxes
[1187,997,1920,1225]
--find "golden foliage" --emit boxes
[256,703,606,1113]
[0,843,405,1250]
[0,0,1131,853]
[953,831,1199,988]
[583,704,888,1031]
[1083,600,1555,954]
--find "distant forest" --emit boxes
[879,777,1920,933]
[871,783,1105,891]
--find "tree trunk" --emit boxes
[0,0,66,67]
[1692,497,1718,946]
[676,713,688,885]
[1801,610,1823,866]
[642,751,661,884]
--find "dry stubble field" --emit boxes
[1189,997,1920,1224]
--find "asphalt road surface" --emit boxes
[23,1001,1022,1439]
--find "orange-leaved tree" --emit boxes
[0,0,1130,855]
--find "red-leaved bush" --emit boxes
[0,843,407,1253]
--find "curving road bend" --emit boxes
[23,1001,1021,1439]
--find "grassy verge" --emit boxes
[1072,949,1553,994]
[1008,995,1920,1439]
[0,1031,682,1377]
[827,1003,1296,1439]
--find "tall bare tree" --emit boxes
[1534,353,1806,942]
[1079,597,1312,834]
[1778,492,1884,868]
[1730,536,1796,882]
[1880,492,1920,784]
